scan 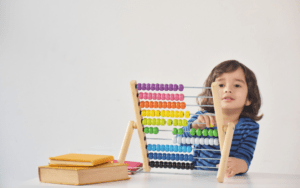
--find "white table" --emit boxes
[18,168,300,188]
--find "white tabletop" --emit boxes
[18,169,300,188]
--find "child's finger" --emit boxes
[203,115,210,128]
[209,116,215,127]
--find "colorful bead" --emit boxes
[162,102,167,108]
[182,146,187,152]
[178,128,183,135]
[141,110,146,116]
[150,110,155,117]
[149,127,153,134]
[169,145,174,152]
[170,111,174,117]
[209,138,214,146]
[196,129,201,136]
[190,137,195,144]
[152,93,157,100]
[147,118,152,125]
[165,110,170,117]
[139,92,143,99]
[202,129,208,136]
[142,83,146,90]
[177,137,182,144]
[183,120,188,127]
[174,111,179,118]
[181,137,186,144]
[213,129,218,137]
[179,94,184,101]
[157,93,161,100]
[167,102,172,108]
[155,83,159,91]
[172,128,178,135]
[164,84,169,91]
[174,84,178,91]
[204,138,209,145]
[185,111,190,118]
[180,102,186,109]
[152,145,156,151]
[199,138,204,145]
[178,119,182,126]
[172,136,177,144]
[187,146,192,152]
[169,84,173,91]
[145,101,149,108]
[160,119,166,125]
[178,146,182,152]
[214,138,219,146]
[151,83,155,91]
[154,101,158,108]
[174,94,179,100]
[144,127,149,134]
[158,101,162,108]
[167,119,173,126]
[161,110,165,117]
[151,119,156,125]
[149,101,153,108]
[161,93,165,100]
[179,111,184,118]
[176,102,181,109]
[148,153,153,159]
[142,118,147,125]
[190,128,195,136]
[173,119,178,126]
[146,83,150,90]
[156,119,160,126]
[155,110,160,117]
[165,145,169,152]
[148,93,152,100]
[195,138,200,145]
[153,127,159,134]
[179,84,184,91]
[170,94,174,100]
[140,101,144,108]
[160,84,164,91]
[137,83,141,90]
[156,144,160,151]
[146,110,150,116]
[186,137,191,144]
[208,129,213,137]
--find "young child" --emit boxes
[181,60,263,177]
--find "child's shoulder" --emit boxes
[237,117,259,130]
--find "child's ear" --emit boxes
[245,99,251,106]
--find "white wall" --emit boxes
[0,0,300,187]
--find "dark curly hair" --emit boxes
[198,60,263,121]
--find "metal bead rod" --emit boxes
[184,86,212,89]
[185,96,213,98]
[191,113,215,116]
[193,149,220,152]
[194,157,220,160]
[186,104,214,107]
[194,166,218,169]
[146,138,172,140]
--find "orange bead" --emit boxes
[176,102,181,109]
[154,101,158,108]
[149,101,154,108]
[140,101,144,108]
[171,102,176,109]
[180,102,186,109]
[158,101,162,108]
[145,101,149,108]
[162,102,167,108]
[167,102,171,109]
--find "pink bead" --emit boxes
[139,92,143,99]
[157,93,161,100]
[175,94,179,101]
[170,94,174,100]
[152,93,157,100]
[179,94,184,101]
[166,94,170,100]
[148,93,152,100]
[144,92,148,100]
[161,93,165,100]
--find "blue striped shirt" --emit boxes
[181,111,259,173]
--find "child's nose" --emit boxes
[224,86,232,93]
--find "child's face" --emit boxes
[215,67,251,111]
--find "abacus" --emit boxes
[118,80,235,183]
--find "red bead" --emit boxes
[149,101,154,108]
[180,102,186,109]
[171,102,176,109]
[167,102,171,109]
[145,101,149,108]
[154,101,158,108]
[140,101,144,108]
[158,102,162,108]
[176,102,181,109]
[162,102,167,108]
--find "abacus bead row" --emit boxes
[141,110,190,118]
[173,137,219,146]
[139,93,184,101]
[149,161,194,170]
[148,153,194,162]
[142,118,188,126]
[140,101,186,109]
[190,128,218,137]
[137,83,184,92]
[144,127,159,134]
[147,144,192,153]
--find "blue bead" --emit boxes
[175,154,179,161]
[178,146,182,152]
[153,153,157,160]
[184,154,188,161]
[182,146,187,153]
[169,145,174,152]
[158,153,162,160]
[179,154,184,161]
[165,145,169,152]
[161,145,165,152]
[156,144,160,152]
[147,144,152,151]
[152,144,156,151]
[166,154,171,160]
[171,154,175,160]
[187,146,192,153]
[189,154,194,162]
[148,153,153,159]
[162,153,166,160]
[174,145,178,152]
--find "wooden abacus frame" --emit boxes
[118,80,235,183]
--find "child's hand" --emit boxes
[216,157,248,178]
[191,113,216,129]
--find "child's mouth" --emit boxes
[223,97,233,102]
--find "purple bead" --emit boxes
[155,83,160,91]
[169,84,173,91]
[151,83,155,91]
[146,83,150,90]
[179,84,184,91]
[137,83,141,90]
[160,84,164,91]
[174,84,178,91]
[142,83,146,90]
[164,84,168,91]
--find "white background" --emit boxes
[0,0,300,187]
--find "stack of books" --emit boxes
[39,153,130,185]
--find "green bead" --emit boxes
[196,129,202,136]
[147,118,152,125]
[213,129,218,137]
[208,129,213,137]
[173,119,178,126]
[182,119,188,127]
[178,128,183,135]
[152,119,156,125]
[142,118,147,125]
[160,119,166,126]
[167,119,173,126]
[153,127,159,134]
[190,128,195,136]
[178,119,182,126]
[144,127,149,134]
[202,129,208,137]
[149,127,153,134]
[172,128,178,135]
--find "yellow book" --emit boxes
[49,153,114,167]
[39,162,130,185]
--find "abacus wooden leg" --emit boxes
[217,122,235,183]
[118,121,136,164]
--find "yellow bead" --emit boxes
[183,119,188,127]
[174,111,179,118]
[165,110,170,117]
[179,111,184,118]
[178,119,182,126]
[170,111,174,118]
[161,110,165,117]
[151,110,155,117]
[146,110,151,117]
[185,111,190,118]
[155,110,160,117]
[141,110,146,116]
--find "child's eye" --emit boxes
[234,84,241,88]
[219,84,224,87]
